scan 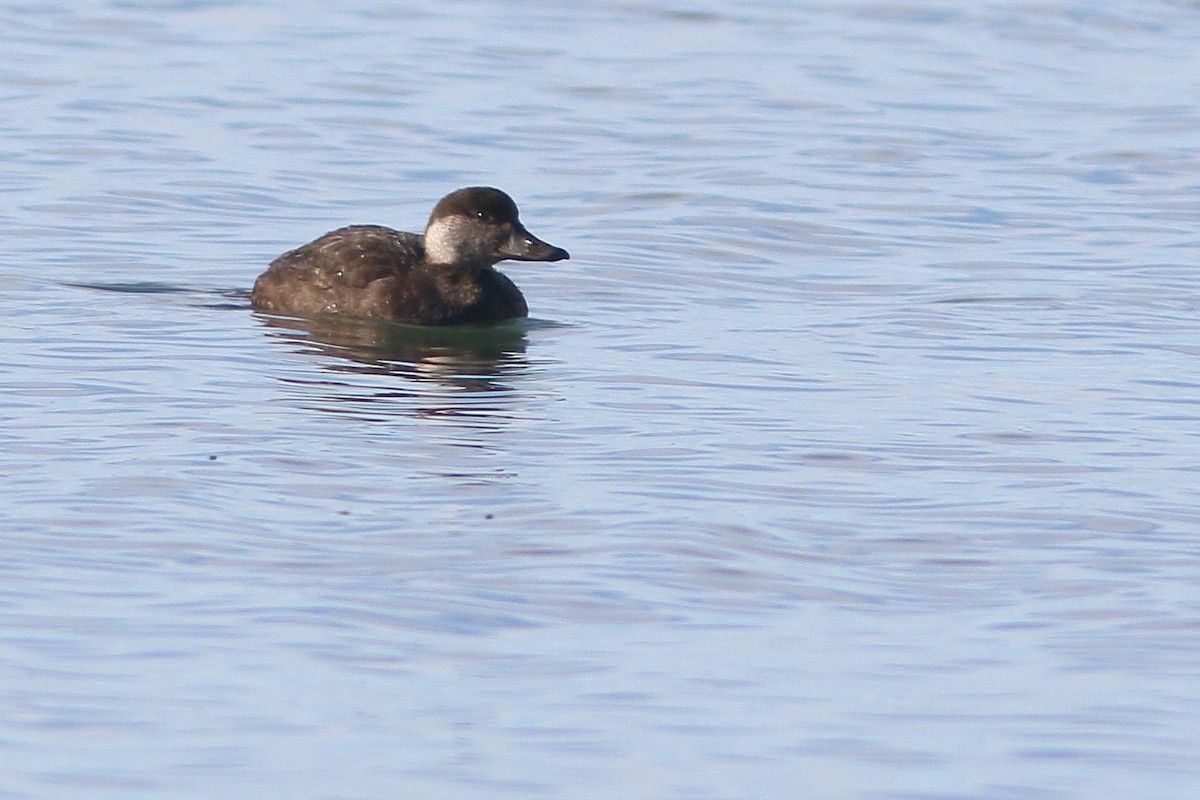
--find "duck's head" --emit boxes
[423,186,570,268]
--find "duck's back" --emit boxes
[251,224,527,325]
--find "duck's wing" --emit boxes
[269,225,425,288]
[252,225,427,316]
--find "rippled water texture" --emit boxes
[3,2,1200,798]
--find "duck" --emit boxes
[251,186,569,325]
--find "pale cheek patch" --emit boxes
[423,217,469,263]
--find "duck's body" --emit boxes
[251,187,568,326]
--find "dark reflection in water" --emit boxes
[255,313,530,389]
[256,313,537,426]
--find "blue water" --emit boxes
[3,2,1200,798]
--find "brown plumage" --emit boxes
[252,187,569,325]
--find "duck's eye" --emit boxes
[475,210,487,220]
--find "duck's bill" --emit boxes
[498,227,570,262]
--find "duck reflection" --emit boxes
[256,312,531,393]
